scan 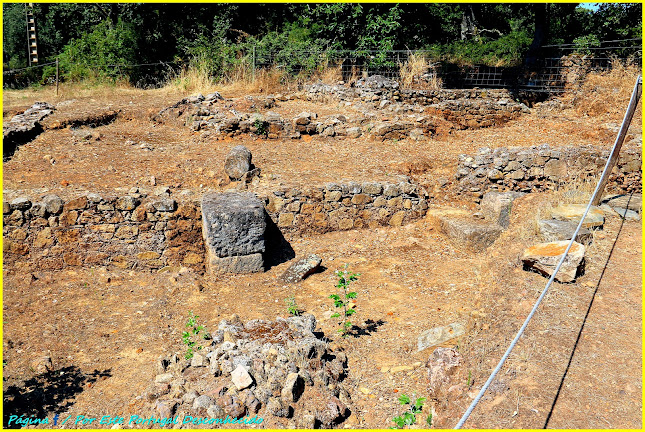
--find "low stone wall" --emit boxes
[154,94,438,140]
[3,102,55,160]
[304,82,518,106]
[3,180,428,272]
[304,84,528,129]
[425,98,528,129]
[455,144,642,198]
[264,180,428,234]
[3,193,205,273]
[155,82,528,139]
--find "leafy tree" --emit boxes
[3,4,28,69]
[2,3,641,87]
[57,19,137,82]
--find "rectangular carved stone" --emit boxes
[201,192,266,273]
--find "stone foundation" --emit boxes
[3,192,205,273]
[264,180,428,234]
[3,180,429,272]
[456,144,642,199]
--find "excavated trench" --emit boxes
[3,105,120,161]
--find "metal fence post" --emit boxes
[252,45,256,81]
[55,57,59,96]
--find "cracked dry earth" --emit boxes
[2,85,642,429]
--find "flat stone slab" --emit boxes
[537,219,593,244]
[611,206,641,221]
[417,323,465,352]
[522,240,585,283]
[551,204,604,228]
[202,192,266,273]
[280,254,322,283]
[602,193,642,212]
[602,204,641,221]
[433,210,503,252]
[209,253,264,274]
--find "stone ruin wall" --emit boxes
[3,181,427,273]
[303,85,529,130]
[3,194,205,274]
[155,85,530,143]
[456,144,642,200]
[264,180,428,233]
[306,86,517,104]
[5,133,640,272]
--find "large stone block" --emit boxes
[201,192,266,272]
[431,209,503,252]
[208,253,264,274]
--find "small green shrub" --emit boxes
[182,311,210,359]
[285,295,302,316]
[329,265,360,337]
[391,394,432,429]
[253,118,268,137]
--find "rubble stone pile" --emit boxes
[143,314,352,428]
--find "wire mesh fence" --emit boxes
[253,49,416,79]
[3,39,641,93]
[2,60,188,89]
[252,38,641,92]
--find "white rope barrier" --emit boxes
[455,74,642,429]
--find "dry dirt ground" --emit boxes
[2,83,642,429]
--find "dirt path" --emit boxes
[543,219,642,429]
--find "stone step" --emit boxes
[427,208,503,252]
[551,204,604,228]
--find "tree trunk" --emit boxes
[525,3,547,68]
[460,5,477,40]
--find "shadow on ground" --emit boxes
[264,214,296,270]
[543,192,634,428]
[3,366,112,428]
[351,319,387,338]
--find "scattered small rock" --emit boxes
[155,373,173,384]
[426,347,461,396]
[417,323,466,352]
[231,365,254,390]
[281,373,305,402]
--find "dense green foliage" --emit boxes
[2,3,641,86]
[55,19,137,82]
